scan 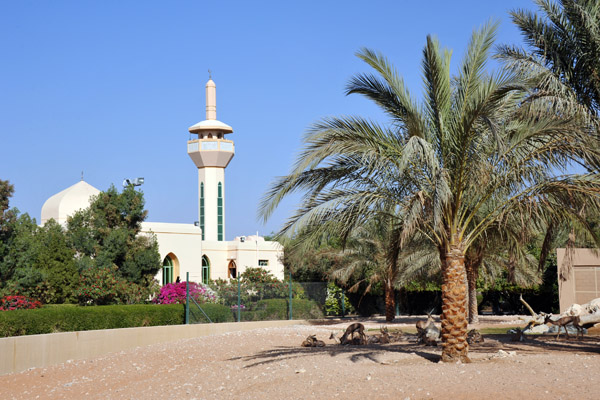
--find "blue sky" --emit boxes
[1,0,531,239]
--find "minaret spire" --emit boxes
[206,78,217,120]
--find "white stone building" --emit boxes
[40,79,284,284]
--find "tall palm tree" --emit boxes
[260,23,600,362]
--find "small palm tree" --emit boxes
[324,215,437,322]
[261,22,600,362]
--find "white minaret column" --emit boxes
[187,78,235,241]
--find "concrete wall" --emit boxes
[557,248,600,313]
[0,320,308,376]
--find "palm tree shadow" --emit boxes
[468,334,600,356]
[230,342,440,369]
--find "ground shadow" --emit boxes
[469,333,600,356]
[230,336,442,369]
[232,331,600,370]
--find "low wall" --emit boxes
[0,320,308,376]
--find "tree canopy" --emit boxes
[260,22,600,362]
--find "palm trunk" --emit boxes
[440,244,470,363]
[465,253,482,324]
[384,282,395,322]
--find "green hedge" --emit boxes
[188,302,235,323]
[0,300,323,338]
[240,299,324,321]
[1,304,188,338]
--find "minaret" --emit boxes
[187,78,235,241]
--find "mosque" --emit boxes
[40,79,285,285]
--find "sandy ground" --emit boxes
[1,316,599,400]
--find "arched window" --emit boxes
[217,182,223,241]
[228,260,237,279]
[200,183,205,240]
[162,256,173,285]
[202,255,210,284]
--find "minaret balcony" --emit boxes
[187,139,235,168]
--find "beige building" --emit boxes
[40,78,284,284]
[557,248,600,313]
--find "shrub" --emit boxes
[0,304,186,337]
[0,281,56,304]
[188,302,234,323]
[0,295,42,311]
[75,266,155,306]
[153,281,218,305]
[240,298,323,321]
[324,283,354,316]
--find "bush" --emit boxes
[239,298,323,321]
[188,302,235,323]
[0,304,186,337]
[76,266,155,306]
[154,281,218,305]
[0,295,42,311]
[324,283,355,316]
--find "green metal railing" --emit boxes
[184,273,353,324]
[185,272,213,324]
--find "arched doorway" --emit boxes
[228,260,237,279]
[162,255,174,285]
[162,253,180,285]
[202,255,210,284]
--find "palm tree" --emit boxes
[325,216,438,322]
[499,0,600,271]
[502,0,600,116]
[260,23,600,362]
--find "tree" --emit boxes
[260,23,600,362]
[500,0,600,273]
[503,0,600,116]
[0,179,14,225]
[32,220,78,303]
[0,180,17,275]
[0,213,38,291]
[326,216,437,322]
[66,185,161,285]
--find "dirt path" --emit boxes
[1,316,599,399]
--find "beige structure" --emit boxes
[0,320,307,375]
[40,180,100,225]
[40,78,284,284]
[557,248,600,313]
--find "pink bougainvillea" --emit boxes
[0,295,42,311]
[153,282,218,305]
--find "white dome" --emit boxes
[41,180,100,225]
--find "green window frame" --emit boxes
[200,183,205,240]
[217,182,223,241]
[162,256,173,285]
[202,255,210,284]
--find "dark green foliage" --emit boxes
[66,185,161,285]
[76,265,159,306]
[32,220,78,303]
[0,213,37,285]
[0,217,79,304]
[188,303,235,323]
[0,179,14,224]
[239,299,323,321]
[0,304,186,337]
